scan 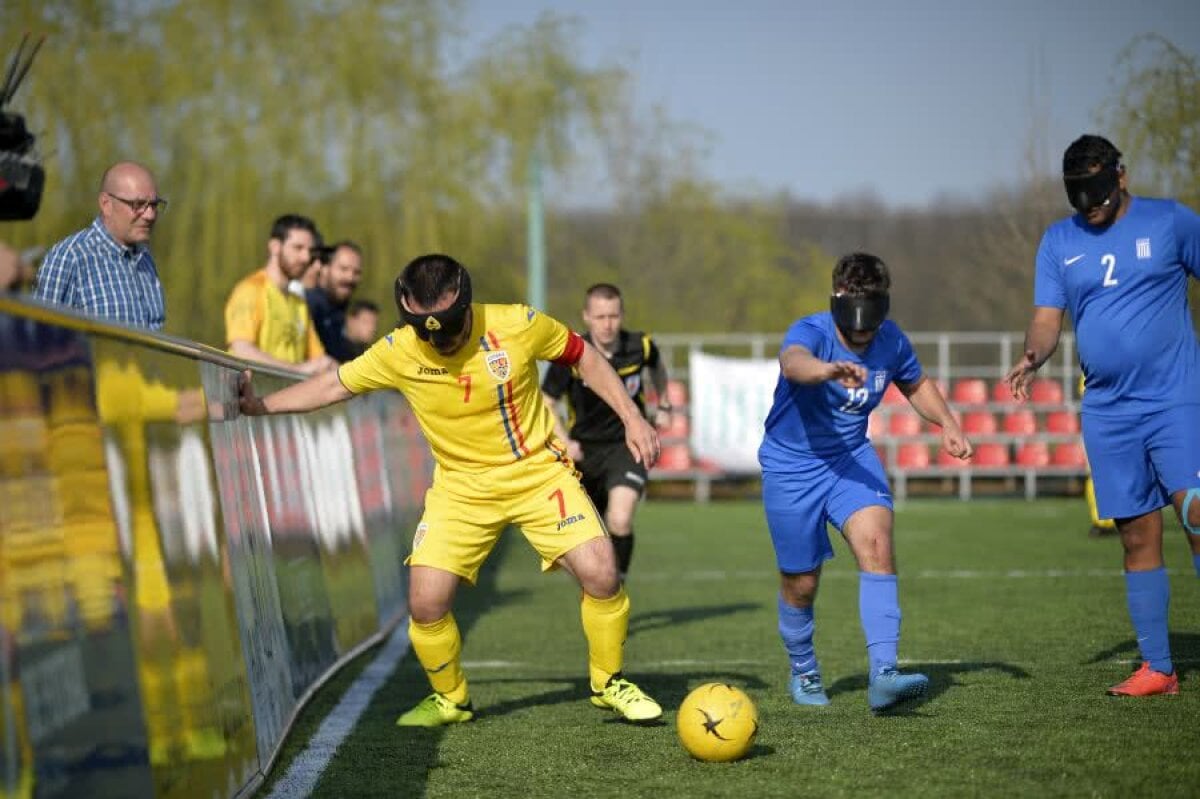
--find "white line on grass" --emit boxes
[626,568,1189,583]
[266,623,411,799]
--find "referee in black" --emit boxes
[542,283,672,582]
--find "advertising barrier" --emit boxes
[0,297,430,798]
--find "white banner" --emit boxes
[688,351,779,473]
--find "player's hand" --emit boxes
[238,370,268,416]
[825,360,867,388]
[301,355,338,375]
[624,415,660,467]
[1003,350,1039,401]
[566,438,583,463]
[941,423,973,461]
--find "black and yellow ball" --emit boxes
[676,683,759,762]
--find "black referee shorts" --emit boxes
[575,440,648,515]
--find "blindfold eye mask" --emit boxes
[1064,163,1120,213]
[399,271,473,343]
[831,291,889,334]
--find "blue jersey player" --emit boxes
[1006,134,1200,697]
[759,252,972,713]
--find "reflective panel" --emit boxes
[1,298,429,797]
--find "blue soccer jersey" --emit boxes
[758,312,922,468]
[1034,197,1200,415]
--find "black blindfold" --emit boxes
[831,292,889,334]
[399,271,473,344]
[1064,164,1120,213]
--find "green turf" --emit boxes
[279,499,1200,798]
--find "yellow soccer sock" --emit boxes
[409,614,469,705]
[1085,476,1116,529]
[581,586,630,692]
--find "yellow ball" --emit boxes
[676,683,759,762]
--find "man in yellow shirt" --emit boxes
[237,253,664,726]
[224,214,336,373]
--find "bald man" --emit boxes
[32,161,168,329]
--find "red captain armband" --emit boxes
[553,331,585,366]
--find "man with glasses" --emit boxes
[1006,134,1200,697]
[32,161,167,329]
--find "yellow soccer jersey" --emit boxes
[225,270,324,364]
[339,304,576,473]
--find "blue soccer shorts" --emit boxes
[761,442,893,574]
[1081,403,1200,521]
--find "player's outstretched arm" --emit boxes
[575,342,659,466]
[1004,307,1064,401]
[238,369,353,417]
[902,377,973,460]
[780,345,866,388]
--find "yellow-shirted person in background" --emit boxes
[1079,374,1117,537]
[238,253,665,726]
[224,214,336,375]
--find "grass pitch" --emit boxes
[262,499,1200,798]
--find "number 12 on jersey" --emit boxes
[840,387,869,412]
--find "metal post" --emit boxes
[526,147,546,312]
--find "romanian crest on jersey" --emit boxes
[413,522,428,551]
[486,350,511,381]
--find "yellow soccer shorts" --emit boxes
[407,452,607,584]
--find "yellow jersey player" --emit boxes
[237,253,664,726]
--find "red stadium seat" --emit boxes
[663,412,690,438]
[1030,379,1064,404]
[937,447,968,468]
[1051,442,1088,468]
[867,412,886,439]
[1002,410,1037,435]
[896,443,931,469]
[1044,411,1080,434]
[972,442,1011,467]
[991,379,1017,405]
[1016,441,1050,467]
[882,384,906,405]
[656,443,693,471]
[888,412,922,437]
[665,380,689,408]
[951,379,988,406]
[962,411,998,435]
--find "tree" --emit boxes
[1102,34,1200,209]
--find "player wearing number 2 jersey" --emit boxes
[1006,134,1200,697]
[237,253,664,726]
[758,253,972,713]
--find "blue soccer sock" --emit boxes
[777,595,818,675]
[1125,567,1172,675]
[1193,553,1200,578]
[859,572,901,679]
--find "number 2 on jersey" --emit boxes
[839,387,869,412]
[1101,253,1118,287]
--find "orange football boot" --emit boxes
[1106,662,1179,697]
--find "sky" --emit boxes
[463,0,1199,208]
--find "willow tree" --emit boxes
[0,2,628,343]
[1102,34,1199,209]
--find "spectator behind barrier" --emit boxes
[31,162,167,329]
[306,240,365,363]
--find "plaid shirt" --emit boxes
[32,217,166,330]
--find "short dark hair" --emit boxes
[584,282,622,307]
[395,253,468,309]
[270,214,319,243]
[330,239,363,258]
[832,252,890,295]
[348,298,379,317]
[1063,135,1122,177]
